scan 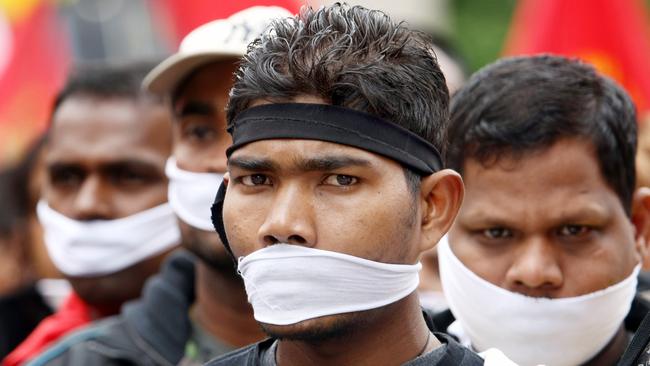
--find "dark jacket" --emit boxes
[0,284,52,359]
[26,250,197,366]
[618,295,650,365]
[205,309,484,366]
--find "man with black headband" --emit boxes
[206,4,486,365]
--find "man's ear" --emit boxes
[418,169,464,253]
[223,172,230,186]
[632,187,650,270]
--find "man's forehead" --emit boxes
[53,96,138,126]
[462,139,602,189]
[45,146,165,169]
[459,194,612,224]
[458,139,623,226]
[174,61,237,101]
[48,114,168,167]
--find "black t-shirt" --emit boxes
[204,311,484,366]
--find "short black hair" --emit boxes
[226,3,449,193]
[52,61,163,118]
[447,55,637,215]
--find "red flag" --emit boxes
[150,0,303,46]
[504,0,650,115]
[0,2,69,164]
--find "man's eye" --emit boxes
[114,169,147,186]
[50,169,84,188]
[241,174,271,186]
[323,174,358,186]
[482,227,512,239]
[182,123,217,142]
[558,225,591,237]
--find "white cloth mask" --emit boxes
[165,157,224,231]
[37,200,181,277]
[438,236,639,366]
[238,244,422,325]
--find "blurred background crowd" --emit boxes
[3,0,650,164]
[3,0,650,364]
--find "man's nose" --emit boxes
[257,184,317,247]
[71,175,113,221]
[504,237,564,296]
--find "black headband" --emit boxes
[226,103,443,175]
[212,103,444,258]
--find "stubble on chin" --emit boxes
[181,224,237,274]
[259,306,387,342]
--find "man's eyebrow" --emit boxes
[548,205,611,225]
[228,155,372,172]
[48,159,163,175]
[175,101,215,119]
[101,159,164,174]
[47,162,84,173]
[296,155,372,172]
[228,156,279,171]
[461,214,518,229]
[460,206,522,228]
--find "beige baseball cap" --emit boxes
[143,6,293,95]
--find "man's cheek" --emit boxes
[224,217,255,257]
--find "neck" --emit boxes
[583,324,628,366]
[276,293,440,366]
[193,261,265,347]
[88,304,120,320]
[418,253,442,292]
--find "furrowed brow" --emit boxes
[461,208,521,229]
[296,155,372,172]
[47,162,84,173]
[228,156,279,172]
[102,159,162,174]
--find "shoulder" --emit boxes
[25,323,105,366]
[433,332,484,365]
[417,308,483,365]
[205,339,273,366]
[26,317,144,366]
[406,333,483,365]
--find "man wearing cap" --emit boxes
[206,4,485,365]
[26,6,295,366]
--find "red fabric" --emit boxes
[149,0,303,46]
[2,293,92,366]
[0,2,69,164]
[504,0,650,114]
